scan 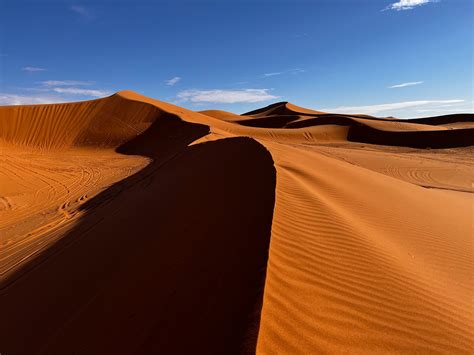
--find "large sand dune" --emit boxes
[1,91,473,354]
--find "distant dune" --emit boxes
[1,91,473,354]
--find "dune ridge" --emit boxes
[1,91,473,354]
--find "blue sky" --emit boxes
[1,0,472,117]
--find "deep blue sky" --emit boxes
[1,0,472,117]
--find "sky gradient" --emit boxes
[1,0,473,117]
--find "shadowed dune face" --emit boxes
[1,91,473,354]
[0,112,277,354]
[232,102,474,148]
[348,125,474,148]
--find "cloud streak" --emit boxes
[70,5,93,20]
[262,68,305,78]
[384,0,438,11]
[388,81,424,88]
[22,66,46,73]
[263,72,283,77]
[322,99,464,115]
[166,76,181,86]
[52,87,111,97]
[177,89,278,104]
[8,76,110,100]
[1,77,111,104]
[0,93,68,106]
[40,80,93,87]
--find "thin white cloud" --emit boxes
[70,5,93,19]
[166,76,181,86]
[1,78,111,104]
[388,81,424,88]
[290,68,306,74]
[263,72,283,77]
[323,99,464,115]
[263,68,305,78]
[414,101,473,114]
[0,93,68,106]
[415,108,466,113]
[294,33,309,38]
[177,89,278,104]
[52,87,111,97]
[40,80,93,87]
[22,66,46,73]
[384,0,438,11]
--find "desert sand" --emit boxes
[1,91,473,354]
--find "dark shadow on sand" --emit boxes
[0,112,276,355]
[348,125,474,148]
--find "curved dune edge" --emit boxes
[0,91,473,354]
[0,105,277,354]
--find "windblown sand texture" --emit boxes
[1,91,473,354]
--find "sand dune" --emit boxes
[1,91,473,354]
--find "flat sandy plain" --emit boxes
[1,91,473,354]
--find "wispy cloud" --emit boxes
[262,68,305,78]
[165,76,181,86]
[22,66,46,73]
[388,81,424,88]
[70,5,93,19]
[40,80,93,87]
[384,0,438,11]
[1,78,111,105]
[414,101,473,114]
[263,72,283,77]
[415,108,466,113]
[290,68,306,74]
[177,89,278,104]
[293,33,309,39]
[0,93,68,106]
[52,87,111,97]
[323,99,464,115]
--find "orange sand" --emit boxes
[1,91,473,354]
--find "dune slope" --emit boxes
[1,91,473,354]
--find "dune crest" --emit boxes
[1,91,473,354]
